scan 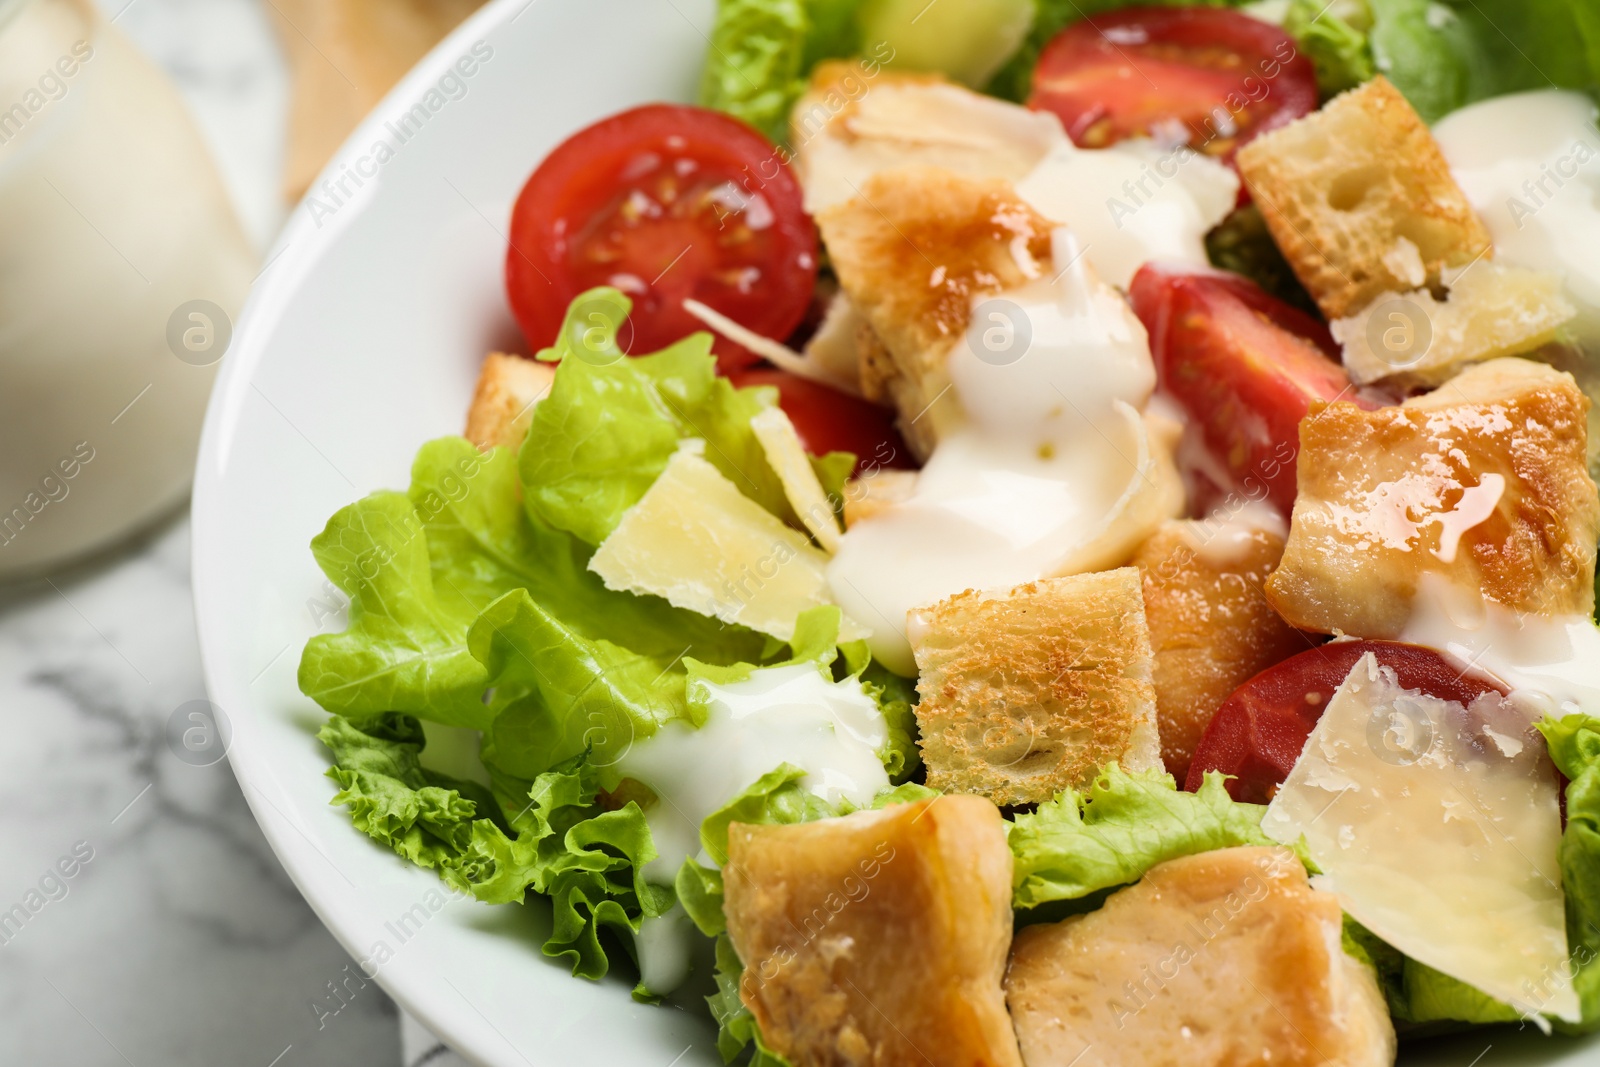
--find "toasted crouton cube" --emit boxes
[792,61,1062,215]
[1133,521,1308,780]
[818,167,1056,461]
[908,569,1162,806]
[724,796,1023,1067]
[464,352,555,452]
[1237,77,1491,320]
[1332,261,1576,386]
[842,468,918,528]
[1266,357,1599,636]
[1006,846,1395,1067]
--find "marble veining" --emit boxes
[0,517,402,1065]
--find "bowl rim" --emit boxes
[190,0,552,1061]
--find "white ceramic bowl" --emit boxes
[192,1,722,1062]
[190,2,1600,1063]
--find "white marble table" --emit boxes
[0,1,403,1063]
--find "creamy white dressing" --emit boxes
[1178,500,1288,568]
[634,906,697,996]
[1016,139,1240,288]
[827,233,1178,675]
[1434,91,1600,348]
[1429,473,1504,564]
[1400,573,1600,723]
[797,76,1236,291]
[615,662,890,993]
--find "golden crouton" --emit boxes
[908,569,1162,807]
[1133,521,1309,781]
[791,61,1062,214]
[463,352,554,452]
[1006,846,1395,1067]
[1237,77,1491,320]
[818,167,1057,461]
[1332,261,1575,386]
[841,468,918,528]
[724,796,1023,1067]
[1266,358,1599,636]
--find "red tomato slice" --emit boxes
[506,104,819,374]
[1130,264,1364,516]
[1029,7,1317,160]
[1185,641,1508,803]
[729,369,916,474]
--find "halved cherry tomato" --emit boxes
[1185,641,1508,803]
[1029,7,1317,160]
[506,104,818,374]
[730,368,916,474]
[1130,264,1365,516]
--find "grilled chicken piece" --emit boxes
[724,795,1023,1067]
[1266,357,1599,636]
[818,167,1056,460]
[792,62,1062,216]
[1005,846,1396,1067]
[1133,520,1308,780]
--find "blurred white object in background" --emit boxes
[0,0,255,579]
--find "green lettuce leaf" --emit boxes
[299,492,495,729]
[1403,960,1522,1028]
[300,437,759,729]
[1284,0,1375,95]
[682,603,848,695]
[317,713,488,868]
[319,718,670,982]
[1445,0,1600,109]
[676,858,728,938]
[697,0,874,142]
[700,763,840,866]
[699,0,805,140]
[1363,0,1599,122]
[447,752,673,980]
[1364,0,1477,121]
[520,286,793,546]
[862,662,921,783]
[446,754,598,902]
[710,934,795,1067]
[874,781,941,807]
[410,437,742,661]
[810,450,856,512]
[472,600,890,785]
[1008,763,1277,909]
[1342,918,1521,1029]
[471,588,691,779]
[1205,204,1320,316]
[1538,714,1600,1033]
